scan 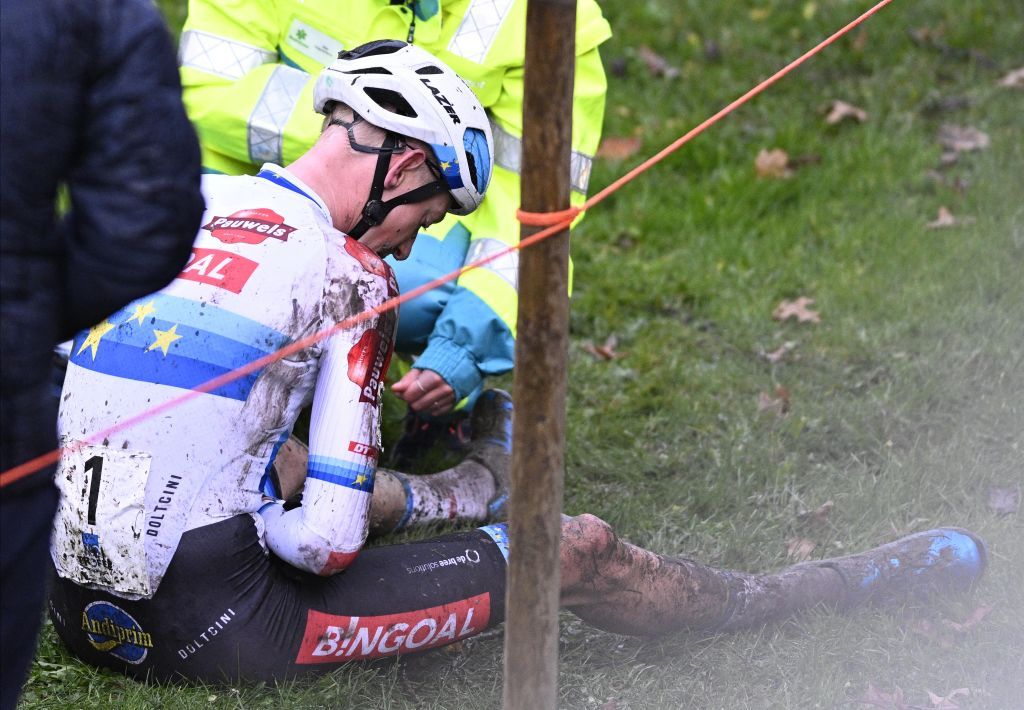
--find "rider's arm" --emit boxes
[410,41,609,403]
[260,242,396,575]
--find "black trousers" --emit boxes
[1,483,58,710]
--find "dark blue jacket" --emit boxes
[0,0,204,490]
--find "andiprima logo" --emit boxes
[81,601,153,664]
[202,208,296,245]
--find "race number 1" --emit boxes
[52,441,153,598]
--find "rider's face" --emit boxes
[358,192,450,260]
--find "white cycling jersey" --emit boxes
[51,165,397,598]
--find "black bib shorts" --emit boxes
[48,515,509,683]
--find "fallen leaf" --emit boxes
[772,297,821,323]
[786,537,816,562]
[926,206,957,229]
[987,483,1021,515]
[858,683,909,710]
[925,206,973,229]
[636,45,680,79]
[757,385,790,418]
[937,124,990,153]
[997,67,1024,88]
[596,136,642,160]
[798,500,834,528]
[763,340,797,364]
[824,99,868,125]
[582,335,624,361]
[944,605,993,633]
[926,687,969,709]
[755,148,793,178]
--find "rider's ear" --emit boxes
[384,147,429,188]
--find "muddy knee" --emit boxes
[561,514,620,570]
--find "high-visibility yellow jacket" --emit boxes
[179,0,610,402]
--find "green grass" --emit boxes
[21,0,1024,707]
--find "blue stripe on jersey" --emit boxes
[307,456,375,493]
[69,294,291,401]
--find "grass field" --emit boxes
[19,0,1023,707]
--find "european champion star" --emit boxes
[128,300,157,326]
[77,320,116,360]
[147,324,183,356]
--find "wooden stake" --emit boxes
[503,0,576,708]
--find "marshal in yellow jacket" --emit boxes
[179,0,611,404]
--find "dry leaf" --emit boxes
[926,206,957,229]
[938,124,990,153]
[773,297,821,323]
[944,605,993,633]
[597,136,642,160]
[986,483,1020,515]
[824,99,868,125]
[858,683,909,710]
[593,135,638,160]
[997,67,1024,88]
[582,335,624,361]
[755,148,793,179]
[926,206,973,229]
[764,340,797,364]
[798,500,834,528]
[926,687,969,709]
[787,537,816,562]
[636,45,680,79]
[758,385,790,418]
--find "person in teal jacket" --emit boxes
[178,0,611,457]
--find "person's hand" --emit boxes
[392,368,456,415]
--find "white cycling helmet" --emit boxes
[313,40,493,236]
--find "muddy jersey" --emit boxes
[51,165,397,598]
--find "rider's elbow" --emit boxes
[317,548,360,576]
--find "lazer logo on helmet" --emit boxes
[202,208,296,245]
[294,593,490,663]
[81,601,153,665]
[420,78,461,124]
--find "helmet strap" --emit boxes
[347,132,448,238]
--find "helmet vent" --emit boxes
[364,88,418,118]
[415,66,444,75]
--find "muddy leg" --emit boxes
[369,464,495,535]
[557,517,985,636]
